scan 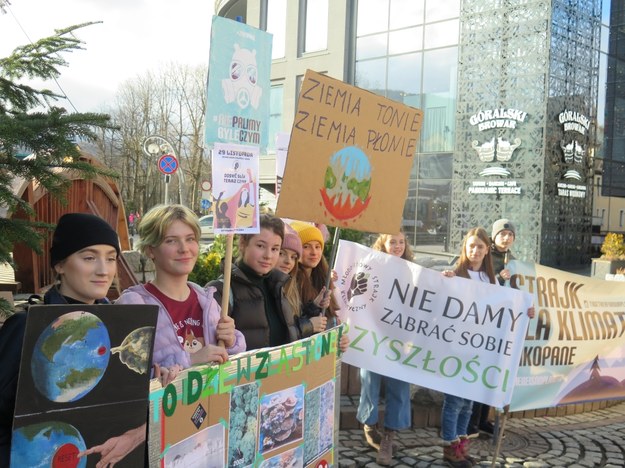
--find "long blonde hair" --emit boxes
[372,231,414,261]
[282,258,302,316]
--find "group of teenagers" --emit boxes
[359,219,534,467]
[0,205,347,467]
[0,203,531,468]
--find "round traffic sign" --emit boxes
[158,154,178,175]
[201,179,212,191]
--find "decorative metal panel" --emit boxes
[450,0,600,267]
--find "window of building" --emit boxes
[388,52,422,102]
[357,0,390,35]
[355,58,387,94]
[268,84,284,152]
[390,0,424,28]
[300,0,328,54]
[356,33,388,60]
[267,0,287,59]
[425,0,460,22]
[389,27,423,54]
[621,210,624,227]
[424,19,459,49]
[354,0,460,250]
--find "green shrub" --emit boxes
[190,235,240,285]
[600,232,625,260]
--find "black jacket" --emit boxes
[209,263,300,351]
[491,245,515,285]
[0,287,108,466]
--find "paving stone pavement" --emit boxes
[336,401,625,467]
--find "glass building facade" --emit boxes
[219,0,623,266]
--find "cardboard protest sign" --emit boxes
[211,142,260,234]
[148,328,341,468]
[205,15,273,150]
[334,240,532,408]
[11,304,157,467]
[509,261,625,411]
[276,70,422,233]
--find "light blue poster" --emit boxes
[205,16,273,150]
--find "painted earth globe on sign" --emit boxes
[11,421,87,467]
[31,311,111,402]
[320,146,372,221]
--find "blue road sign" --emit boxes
[158,154,178,175]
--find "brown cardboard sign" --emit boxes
[148,328,341,468]
[276,70,423,233]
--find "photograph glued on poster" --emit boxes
[211,142,260,234]
[148,328,342,468]
[11,304,158,468]
[276,70,423,233]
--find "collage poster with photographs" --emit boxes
[148,328,341,468]
[11,304,158,467]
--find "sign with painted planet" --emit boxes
[276,70,422,233]
[30,311,110,403]
[11,421,87,467]
[321,146,372,221]
[11,304,158,467]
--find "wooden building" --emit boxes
[8,149,137,297]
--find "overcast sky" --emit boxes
[1,0,215,112]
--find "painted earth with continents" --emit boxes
[31,311,110,402]
[11,421,87,467]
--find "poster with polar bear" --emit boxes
[205,15,273,151]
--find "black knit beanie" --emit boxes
[50,213,121,267]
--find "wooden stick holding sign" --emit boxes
[491,405,509,467]
[218,233,234,347]
[210,142,261,348]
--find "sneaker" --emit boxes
[466,425,480,439]
[377,430,395,466]
[363,424,382,451]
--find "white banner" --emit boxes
[334,241,532,408]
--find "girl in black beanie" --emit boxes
[0,212,122,466]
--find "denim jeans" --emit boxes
[441,393,473,442]
[356,369,411,430]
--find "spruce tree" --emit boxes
[0,23,113,315]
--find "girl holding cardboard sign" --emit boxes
[208,214,300,350]
[116,204,245,386]
[276,222,328,337]
[0,213,124,466]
